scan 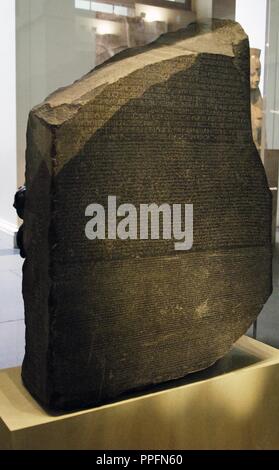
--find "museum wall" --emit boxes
[264,0,279,150]
[0,0,17,233]
[192,0,235,20]
[213,0,235,20]
[192,0,212,19]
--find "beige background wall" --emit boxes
[264,0,279,150]
[192,0,235,20]
[0,0,17,233]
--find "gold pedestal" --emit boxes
[1,336,279,450]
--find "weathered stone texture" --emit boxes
[22,20,272,411]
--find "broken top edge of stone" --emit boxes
[32,19,248,126]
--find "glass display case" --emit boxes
[15,1,278,192]
[0,0,279,372]
[15,1,195,189]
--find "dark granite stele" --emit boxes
[22,19,272,412]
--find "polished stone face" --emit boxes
[250,49,263,152]
[22,19,272,411]
[250,52,261,90]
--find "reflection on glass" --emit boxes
[72,1,194,66]
[76,0,91,10]
[16,0,194,187]
[75,1,129,16]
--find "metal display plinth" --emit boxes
[1,336,279,450]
